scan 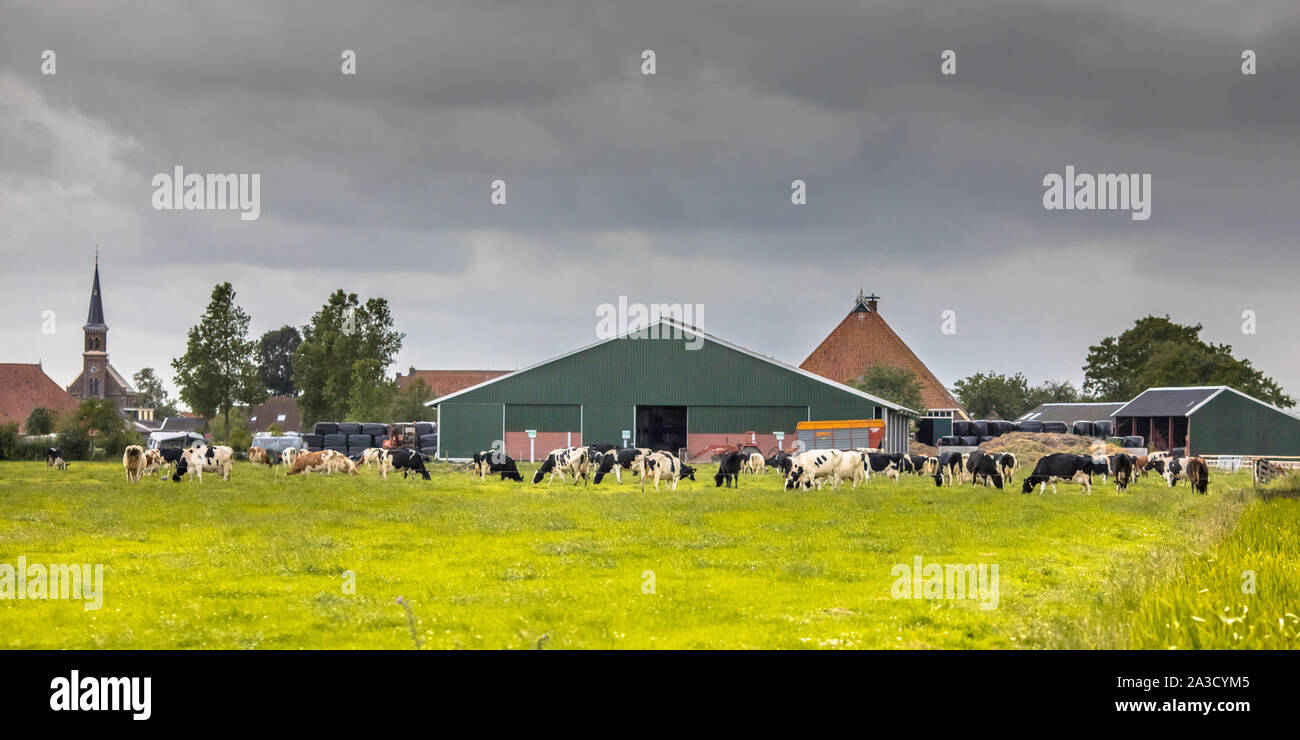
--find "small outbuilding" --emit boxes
[1112,386,1300,456]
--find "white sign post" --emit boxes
[526,429,537,463]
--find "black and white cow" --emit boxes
[592,447,650,484]
[715,451,745,488]
[1021,453,1093,494]
[639,451,692,491]
[864,452,900,483]
[765,452,793,477]
[785,449,843,490]
[480,453,524,481]
[378,448,432,480]
[995,452,1018,485]
[532,447,590,485]
[1108,452,1134,493]
[905,454,930,475]
[45,447,68,470]
[965,449,1003,489]
[1089,456,1110,484]
[932,451,963,487]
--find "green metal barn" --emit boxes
[1113,386,1300,456]
[427,319,917,461]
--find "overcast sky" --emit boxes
[2,0,1297,404]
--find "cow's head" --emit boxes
[784,466,806,490]
[1021,478,1035,494]
[680,464,696,481]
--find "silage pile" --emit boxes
[978,432,1126,459]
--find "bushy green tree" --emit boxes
[388,379,435,423]
[294,290,405,424]
[172,283,266,440]
[1084,316,1292,407]
[848,365,925,413]
[257,325,302,396]
[24,407,59,435]
[133,368,179,419]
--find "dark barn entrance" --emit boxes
[636,405,687,453]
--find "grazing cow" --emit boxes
[378,448,431,480]
[177,444,235,482]
[641,451,692,491]
[832,450,868,489]
[714,451,745,488]
[1185,457,1210,494]
[532,447,590,486]
[1134,456,1150,477]
[1159,456,1207,490]
[479,453,524,481]
[745,452,766,475]
[904,454,929,475]
[864,452,900,483]
[360,448,386,470]
[785,449,844,491]
[1021,453,1093,494]
[122,445,147,483]
[472,449,513,479]
[965,449,1003,489]
[995,452,1018,485]
[142,449,164,479]
[592,447,650,484]
[1109,452,1134,493]
[286,450,331,476]
[279,447,299,472]
[324,450,359,476]
[247,446,273,467]
[932,451,964,487]
[45,447,68,470]
[765,452,793,477]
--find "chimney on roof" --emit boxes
[852,289,880,313]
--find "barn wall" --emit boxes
[439,402,503,459]
[504,404,580,432]
[688,405,807,433]
[504,431,582,462]
[1191,393,1300,456]
[581,404,634,445]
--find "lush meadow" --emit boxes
[0,458,1283,649]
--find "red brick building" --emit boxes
[800,292,968,420]
[0,363,80,432]
[66,258,139,413]
[394,368,510,399]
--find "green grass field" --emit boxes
[0,458,1291,649]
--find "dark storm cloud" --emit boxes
[1,0,1297,398]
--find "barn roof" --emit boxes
[1113,386,1230,417]
[0,363,81,432]
[1017,401,1127,423]
[426,317,919,415]
[798,293,967,418]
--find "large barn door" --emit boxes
[636,405,687,453]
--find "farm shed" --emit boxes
[427,319,917,461]
[1112,386,1300,456]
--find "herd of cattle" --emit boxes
[42,441,1208,495]
[470,444,1212,495]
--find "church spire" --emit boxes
[85,253,106,329]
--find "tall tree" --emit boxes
[294,290,405,424]
[849,365,925,413]
[172,283,266,440]
[1083,316,1293,407]
[257,325,302,396]
[952,373,1080,419]
[132,367,179,419]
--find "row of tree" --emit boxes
[168,284,419,440]
[850,315,1293,420]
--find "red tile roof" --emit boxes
[799,300,968,419]
[395,369,510,398]
[0,363,81,432]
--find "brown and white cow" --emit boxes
[247,446,273,467]
[286,450,331,476]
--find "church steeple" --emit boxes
[85,251,106,330]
